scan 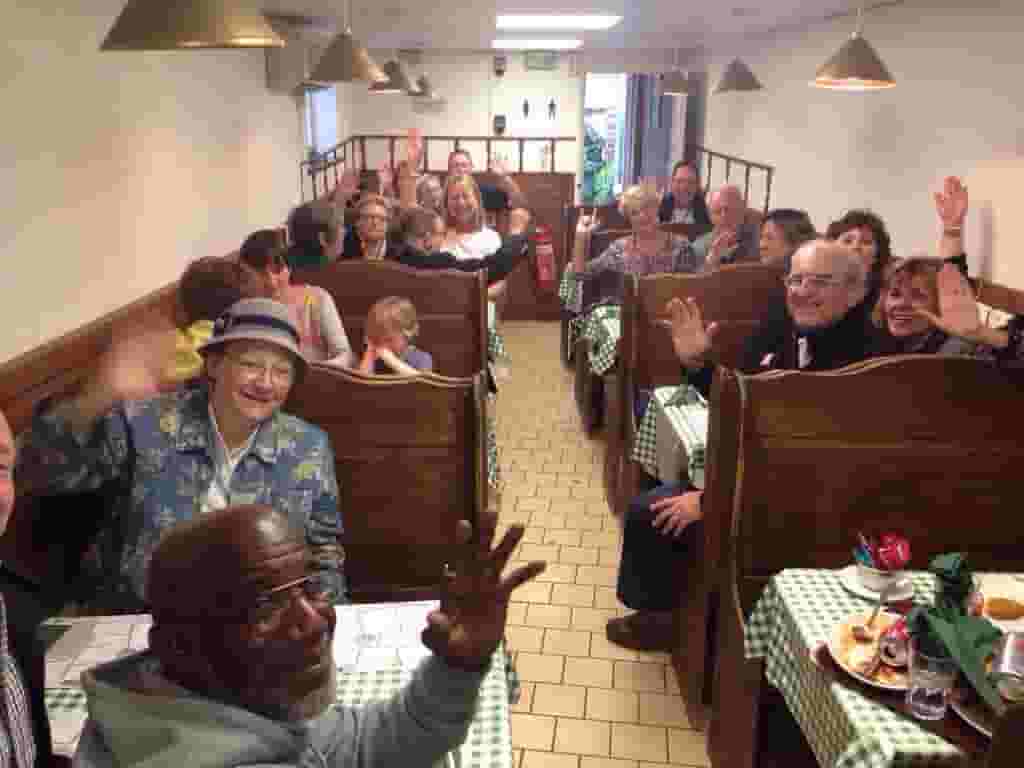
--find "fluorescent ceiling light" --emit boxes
[496,15,621,31]
[492,39,582,50]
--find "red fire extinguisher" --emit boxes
[532,224,556,293]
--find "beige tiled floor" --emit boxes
[495,321,709,768]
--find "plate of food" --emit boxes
[827,610,909,691]
[837,564,914,603]
[977,574,1024,633]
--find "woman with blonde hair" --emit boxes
[569,183,698,298]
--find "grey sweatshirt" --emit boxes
[73,651,484,768]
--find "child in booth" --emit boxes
[164,257,247,389]
[358,297,434,376]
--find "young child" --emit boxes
[358,296,434,375]
[166,257,246,387]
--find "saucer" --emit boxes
[837,564,914,603]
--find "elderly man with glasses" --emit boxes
[16,298,343,615]
[73,504,544,767]
[606,240,875,651]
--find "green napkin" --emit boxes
[906,553,1005,715]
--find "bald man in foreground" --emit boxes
[74,505,544,767]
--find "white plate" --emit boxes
[826,610,909,691]
[976,573,1024,633]
[837,565,914,603]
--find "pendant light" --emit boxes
[660,48,688,96]
[309,0,386,83]
[714,58,762,93]
[101,0,286,50]
[812,2,895,91]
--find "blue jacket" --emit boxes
[16,386,343,612]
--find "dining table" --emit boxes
[631,384,708,489]
[43,601,513,766]
[744,568,1023,768]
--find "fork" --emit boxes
[851,582,897,642]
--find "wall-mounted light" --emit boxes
[101,0,286,50]
[812,2,895,91]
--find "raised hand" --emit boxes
[406,127,424,170]
[490,154,511,177]
[667,297,719,365]
[377,162,394,195]
[421,511,545,671]
[707,229,739,267]
[576,207,601,237]
[914,263,983,341]
[94,325,178,403]
[334,165,360,205]
[934,176,968,229]
[651,491,703,537]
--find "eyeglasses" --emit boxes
[250,575,339,624]
[229,355,295,386]
[782,273,844,290]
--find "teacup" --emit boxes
[857,563,904,593]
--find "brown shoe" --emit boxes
[605,611,674,652]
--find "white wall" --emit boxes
[702,0,1024,287]
[337,51,583,175]
[1,2,304,363]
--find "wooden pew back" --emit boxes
[294,260,488,378]
[286,364,487,603]
[708,356,1024,768]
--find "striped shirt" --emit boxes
[0,595,35,768]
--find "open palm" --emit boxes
[668,297,718,365]
[421,512,545,671]
[916,264,982,340]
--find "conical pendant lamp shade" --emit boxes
[369,60,414,94]
[310,30,387,83]
[101,0,286,50]
[660,71,688,96]
[813,33,895,90]
[714,58,762,93]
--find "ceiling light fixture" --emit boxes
[492,39,582,50]
[496,15,621,31]
[101,0,286,50]
[714,58,762,93]
[308,0,387,83]
[812,2,895,91]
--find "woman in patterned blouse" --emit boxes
[568,184,699,292]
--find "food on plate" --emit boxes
[984,596,1024,621]
[833,612,908,687]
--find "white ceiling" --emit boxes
[261,0,880,53]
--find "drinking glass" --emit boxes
[905,639,958,720]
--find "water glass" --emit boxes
[905,639,958,720]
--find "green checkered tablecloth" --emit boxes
[744,569,966,768]
[46,651,511,768]
[486,395,500,490]
[558,266,581,312]
[582,305,621,375]
[631,385,707,488]
[487,301,508,362]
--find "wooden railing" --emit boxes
[301,134,577,201]
[690,144,775,215]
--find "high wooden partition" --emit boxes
[707,356,1024,768]
[294,260,488,378]
[613,265,785,518]
[287,366,487,603]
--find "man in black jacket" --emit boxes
[606,240,873,651]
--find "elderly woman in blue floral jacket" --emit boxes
[16,299,343,614]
